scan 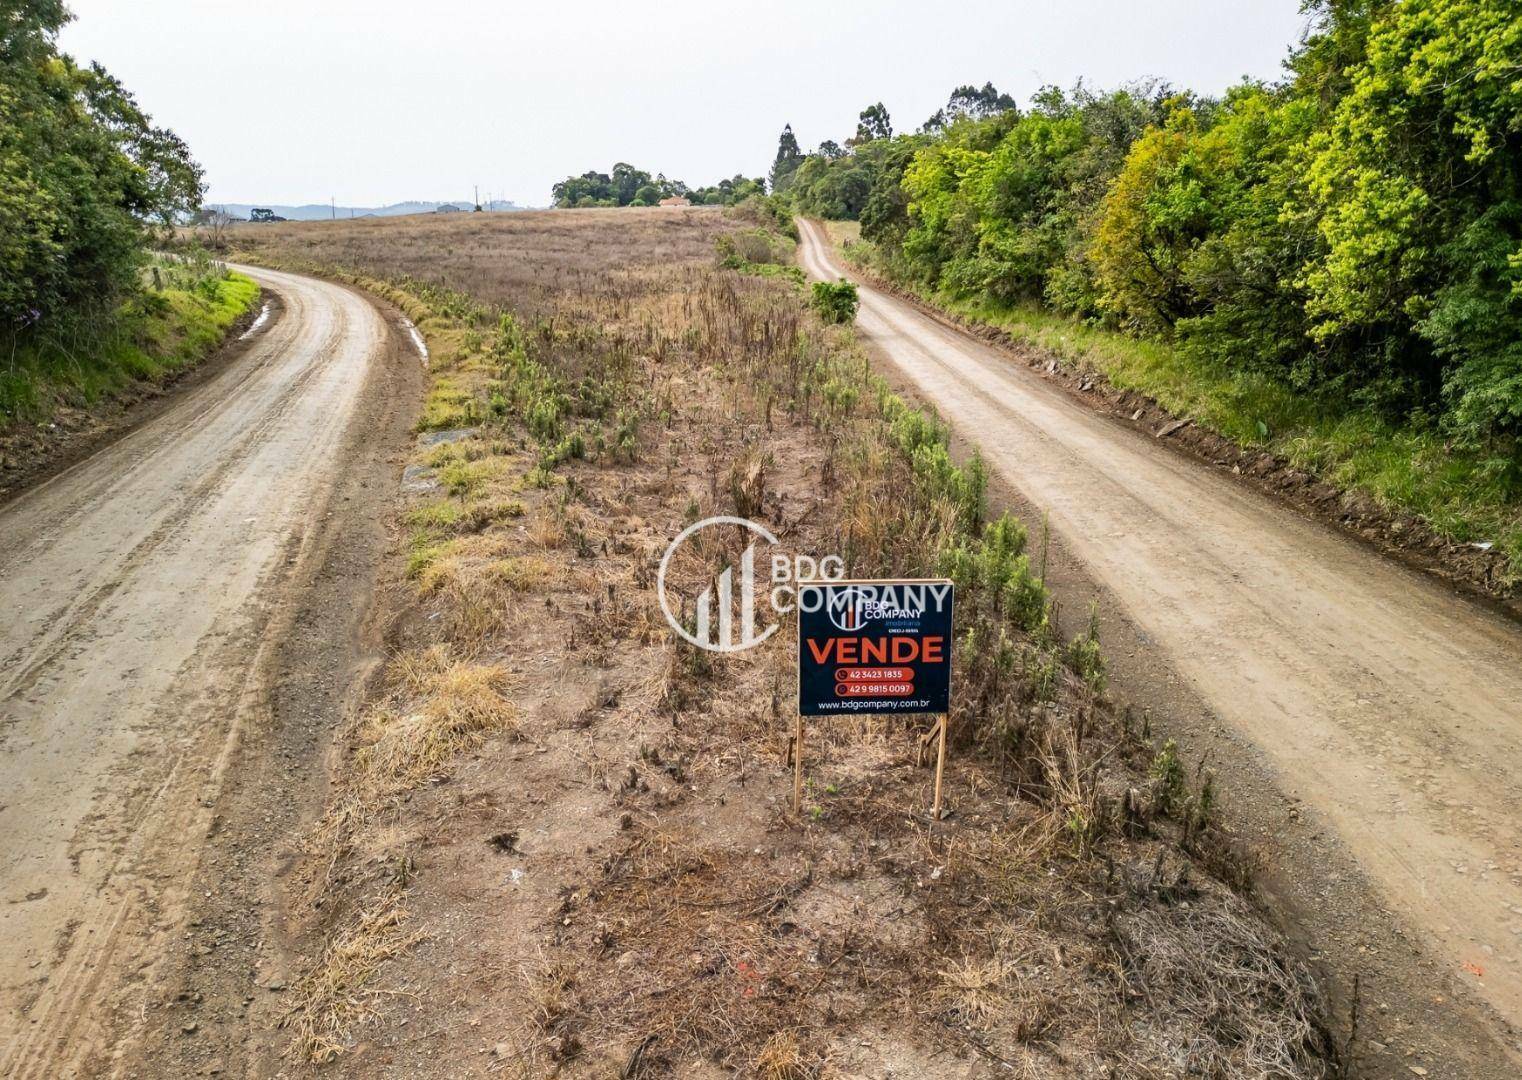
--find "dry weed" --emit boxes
[283,875,425,1064]
[341,646,519,812]
[934,955,1014,1028]
[752,1029,813,1079]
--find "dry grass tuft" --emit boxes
[283,875,425,1064]
[753,1029,812,1079]
[324,646,521,846]
[1118,899,1330,1077]
[488,554,556,591]
[935,955,1013,1028]
[356,645,520,790]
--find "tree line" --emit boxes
[551,162,765,208]
[2,1,204,344]
[772,0,1522,452]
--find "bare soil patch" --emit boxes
[228,209,1334,1078]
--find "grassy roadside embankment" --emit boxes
[1,252,260,428]
[231,209,1332,1077]
[826,220,1522,593]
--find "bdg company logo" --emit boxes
[657,516,843,654]
[823,585,933,632]
[826,585,867,632]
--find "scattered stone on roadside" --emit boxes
[400,463,438,494]
[419,427,478,447]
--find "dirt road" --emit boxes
[0,265,414,1077]
[800,219,1522,1065]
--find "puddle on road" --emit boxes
[400,316,429,366]
[238,301,272,339]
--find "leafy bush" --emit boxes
[2,5,203,340]
[730,194,798,239]
[938,513,1048,636]
[2,259,257,424]
[716,229,790,268]
[810,279,859,324]
[716,230,805,286]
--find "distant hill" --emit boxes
[208,200,530,221]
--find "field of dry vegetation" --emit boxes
[228,208,1334,1078]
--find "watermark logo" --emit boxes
[658,516,843,653]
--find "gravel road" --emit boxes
[0,265,412,1078]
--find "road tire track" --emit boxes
[0,265,417,1078]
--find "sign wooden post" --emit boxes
[792,712,804,814]
[932,714,948,818]
[916,715,949,817]
[796,580,955,817]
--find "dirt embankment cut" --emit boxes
[222,209,1335,1078]
[0,262,265,505]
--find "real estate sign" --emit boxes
[796,580,954,717]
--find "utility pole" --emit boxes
[330,196,335,220]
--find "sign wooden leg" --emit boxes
[917,723,936,768]
[793,712,804,815]
[931,714,948,819]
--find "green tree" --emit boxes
[610,162,652,205]
[1092,87,1318,372]
[853,102,893,144]
[551,171,615,206]
[1298,0,1522,436]
[790,147,881,220]
[1289,0,1396,115]
[689,174,766,205]
[896,86,1162,309]
[1,0,204,335]
[770,124,805,193]
[859,137,926,248]
[923,82,1018,132]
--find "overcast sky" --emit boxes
[59,0,1311,209]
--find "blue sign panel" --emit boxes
[796,580,954,717]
